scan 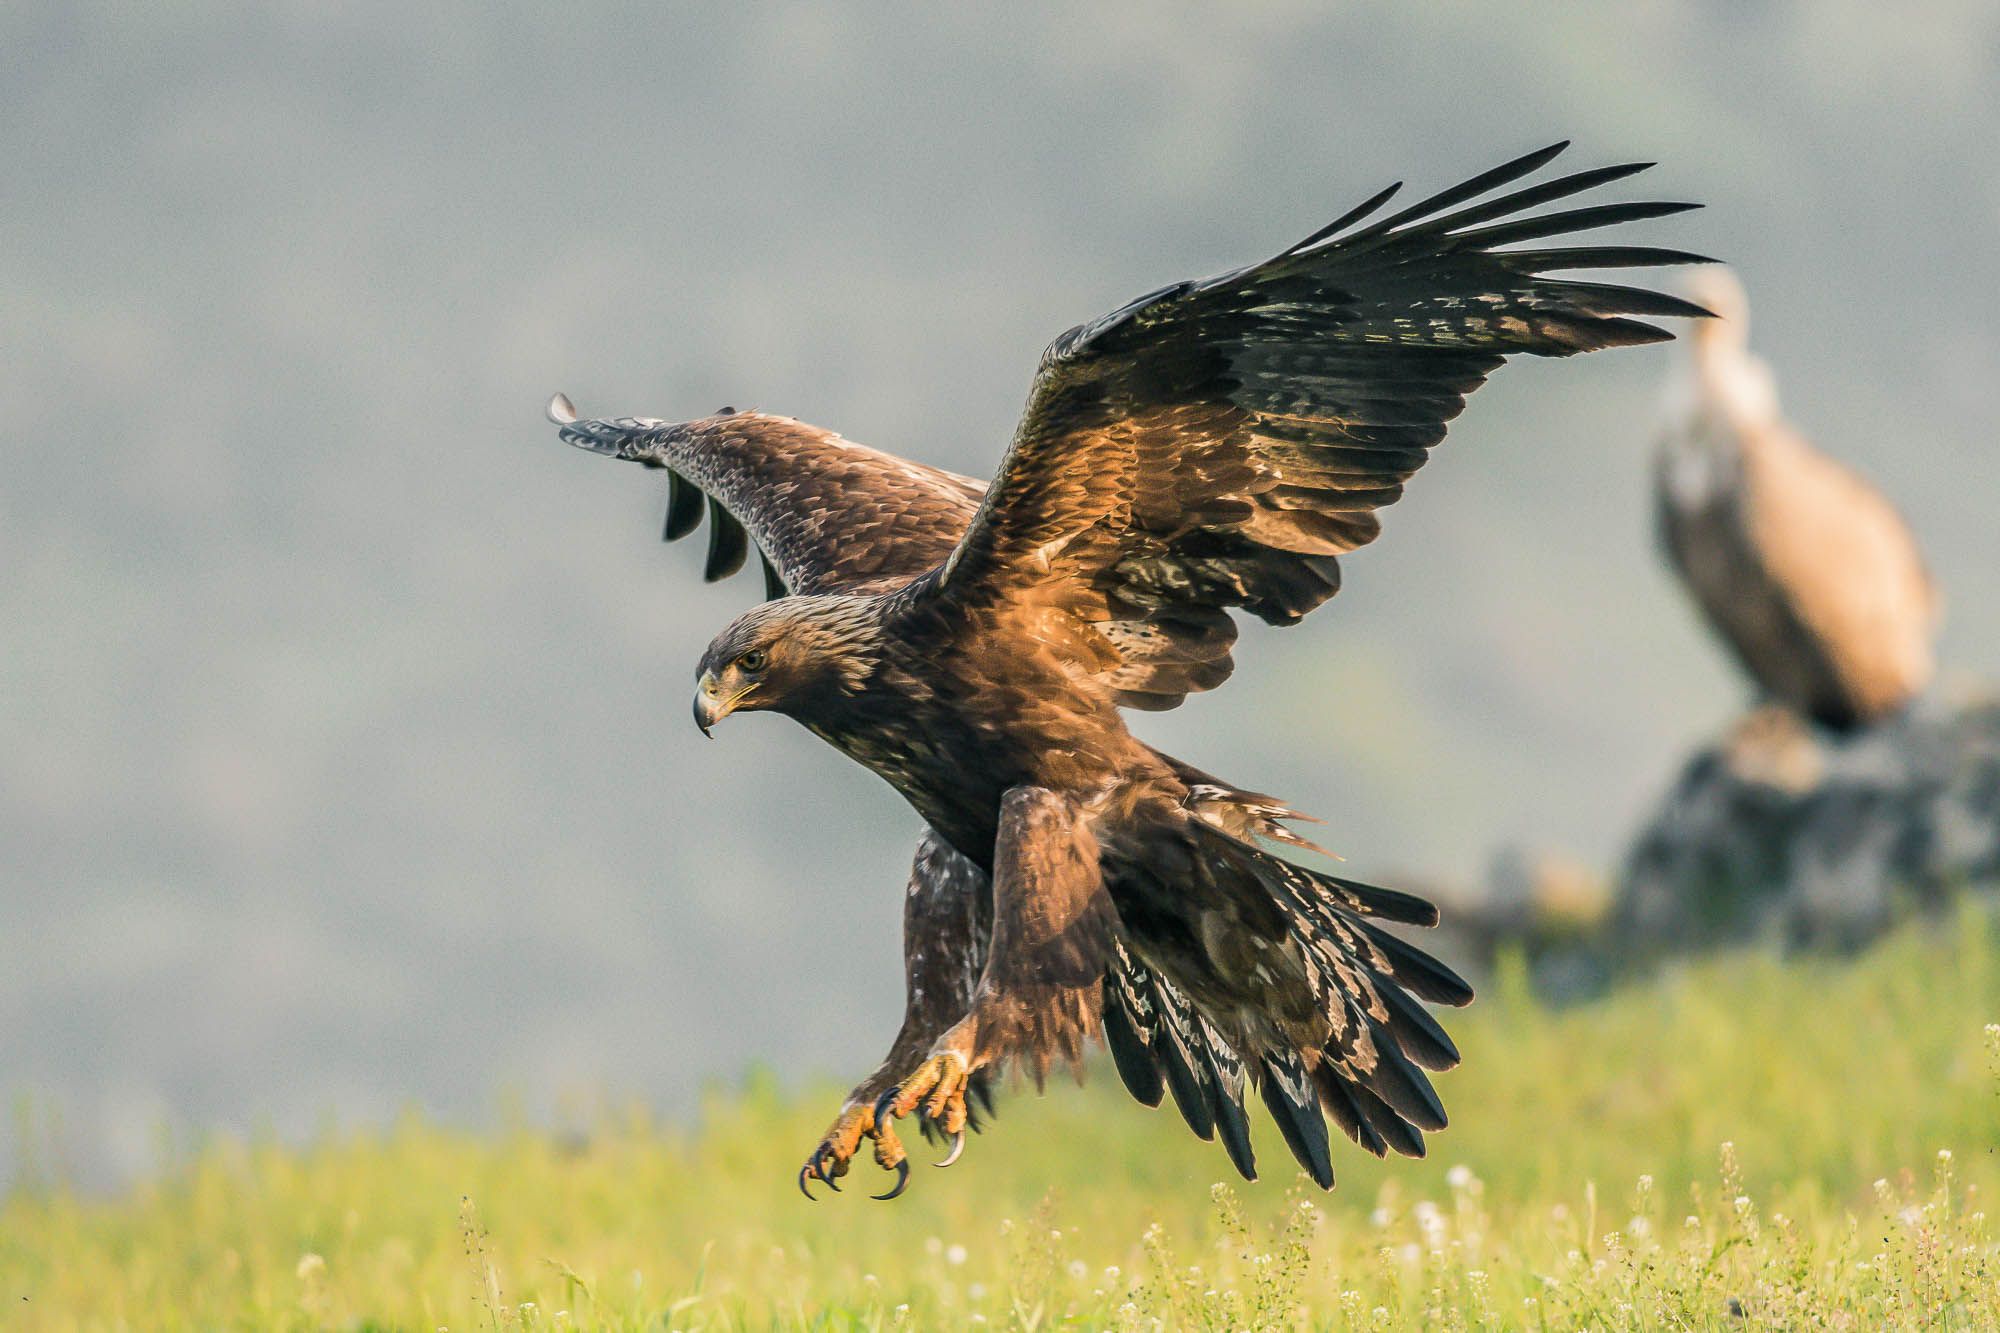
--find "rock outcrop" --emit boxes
[1613,697,2000,953]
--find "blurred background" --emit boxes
[5,1,1996,1186]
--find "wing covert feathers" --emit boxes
[552,401,985,602]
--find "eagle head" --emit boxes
[691,595,880,736]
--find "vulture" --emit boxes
[551,142,1708,1199]
[1655,268,1940,730]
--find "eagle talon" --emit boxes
[797,1100,882,1201]
[819,1144,846,1191]
[871,1158,911,1201]
[874,1050,975,1175]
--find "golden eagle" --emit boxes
[1656,268,1940,731]
[552,142,1708,1199]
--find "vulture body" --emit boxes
[552,143,1708,1199]
[1656,270,1939,731]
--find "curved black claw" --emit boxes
[799,1146,845,1199]
[872,1085,900,1127]
[936,1129,966,1168]
[871,1157,911,1201]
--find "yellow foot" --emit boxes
[873,1049,974,1173]
[797,1101,910,1201]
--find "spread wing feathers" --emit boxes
[934,142,1709,709]
[1102,853,1466,1187]
[1259,1048,1335,1189]
[549,395,986,598]
[1102,941,1258,1180]
[1198,827,1465,1152]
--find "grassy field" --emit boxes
[7,914,2000,1330]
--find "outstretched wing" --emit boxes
[931,142,1711,709]
[550,397,985,597]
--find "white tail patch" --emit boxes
[546,392,579,425]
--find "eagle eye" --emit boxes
[737,648,769,674]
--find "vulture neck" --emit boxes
[1689,325,1782,442]
[1659,322,1786,510]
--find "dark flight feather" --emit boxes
[1316,1068,1391,1158]
[1508,245,1717,271]
[1359,1017,1449,1131]
[761,553,788,600]
[1260,1050,1335,1188]
[1354,921,1475,1008]
[1283,180,1403,255]
[1448,199,1701,252]
[1149,970,1219,1142]
[1203,1026,1258,1181]
[664,470,704,541]
[1370,968,1463,1071]
[703,497,749,581]
[1351,139,1572,239]
[1103,941,1261,1180]
[1100,980,1166,1107]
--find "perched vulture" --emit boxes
[552,142,1707,1199]
[1655,269,1940,731]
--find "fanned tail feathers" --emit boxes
[1103,942,1258,1180]
[1104,803,1474,1188]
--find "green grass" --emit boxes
[8,914,2000,1330]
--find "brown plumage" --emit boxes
[1656,269,1940,731]
[552,142,1707,1197]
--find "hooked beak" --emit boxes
[692,670,746,737]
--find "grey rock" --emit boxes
[1612,697,2000,955]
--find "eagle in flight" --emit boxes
[551,142,1708,1199]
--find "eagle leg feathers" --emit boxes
[872,787,1117,1188]
[798,832,990,1201]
